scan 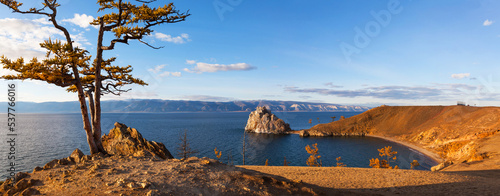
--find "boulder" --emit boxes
[431,160,453,171]
[102,122,173,159]
[70,148,84,163]
[299,130,310,137]
[245,107,292,134]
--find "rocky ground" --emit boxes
[1,153,345,196]
[2,153,498,196]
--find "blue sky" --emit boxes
[1,0,500,106]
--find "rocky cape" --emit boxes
[301,105,500,172]
[245,107,292,134]
[0,123,327,196]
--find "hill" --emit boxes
[0,100,370,113]
[304,105,500,171]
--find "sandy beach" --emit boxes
[290,132,443,165]
[365,134,443,163]
[239,165,500,196]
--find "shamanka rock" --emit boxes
[102,122,173,159]
[245,107,292,134]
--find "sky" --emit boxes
[1,0,500,107]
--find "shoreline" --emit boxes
[289,131,442,164]
[366,134,443,164]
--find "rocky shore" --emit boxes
[301,105,500,172]
[0,122,327,196]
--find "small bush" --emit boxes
[265,159,269,166]
[214,147,222,160]
[410,160,420,169]
[370,146,398,169]
[305,143,322,167]
[284,156,290,166]
[336,157,346,167]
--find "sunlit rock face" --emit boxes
[245,107,291,134]
[102,122,173,159]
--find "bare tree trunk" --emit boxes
[85,89,95,130]
[48,10,99,155]
[73,68,98,155]
[92,18,106,154]
[242,132,246,165]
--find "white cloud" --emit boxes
[451,73,470,79]
[71,32,92,48]
[148,65,181,77]
[148,65,166,73]
[33,18,52,25]
[159,71,182,77]
[186,60,196,65]
[183,60,256,73]
[0,18,64,59]
[483,19,494,26]
[62,14,96,29]
[154,33,190,44]
[180,95,234,102]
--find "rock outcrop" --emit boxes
[245,107,292,134]
[102,122,173,159]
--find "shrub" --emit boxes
[265,159,269,166]
[305,143,322,167]
[336,156,346,167]
[214,147,222,160]
[410,160,420,169]
[284,156,290,166]
[370,146,398,169]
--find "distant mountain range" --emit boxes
[0,100,370,113]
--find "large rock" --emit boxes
[245,107,292,134]
[431,160,453,171]
[102,122,173,159]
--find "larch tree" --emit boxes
[176,130,198,160]
[0,0,190,155]
[88,0,190,154]
[0,0,101,154]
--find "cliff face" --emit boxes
[245,107,292,134]
[306,105,500,170]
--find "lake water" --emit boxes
[0,112,437,179]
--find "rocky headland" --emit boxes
[301,105,500,172]
[0,122,328,196]
[245,107,292,134]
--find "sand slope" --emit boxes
[240,165,500,196]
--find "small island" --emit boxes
[244,107,292,134]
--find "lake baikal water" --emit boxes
[0,112,437,179]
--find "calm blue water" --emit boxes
[0,112,437,179]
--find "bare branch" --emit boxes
[138,39,164,49]
[135,0,157,3]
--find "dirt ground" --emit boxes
[240,165,500,196]
[1,154,499,196]
[0,155,359,196]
